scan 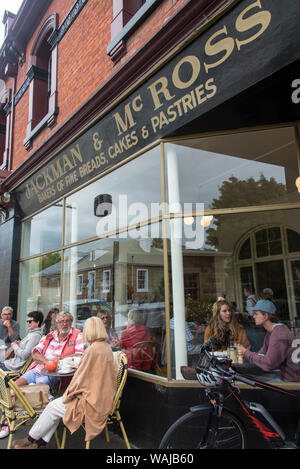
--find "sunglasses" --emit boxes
[27,319,35,324]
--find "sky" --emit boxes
[0,0,23,46]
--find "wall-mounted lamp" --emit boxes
[94,194,112,217]
[0,192,11,205]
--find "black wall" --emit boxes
[120,376,300,449]
[0,209,21,318]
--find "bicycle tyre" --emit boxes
[159,408,246,449]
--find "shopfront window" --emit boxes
[165,127,299,211]
[62,225,166,376]
[18,252,62,337]
[64,145,162,245]
[164,127,300,379]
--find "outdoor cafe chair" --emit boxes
[59,351,131,449]
[5,356,33,380]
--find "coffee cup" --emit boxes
[60,363,72,373]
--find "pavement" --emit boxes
[0,419,133,450]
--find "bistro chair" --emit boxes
[5,356,33,380]
[130,340,160,373]
[59,351,131,449]
[0,369,59,449]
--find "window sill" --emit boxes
[24,107,59,151]
[107,0,162,62]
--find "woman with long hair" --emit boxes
[204,300,251,351]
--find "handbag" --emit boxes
[14,383,50,410]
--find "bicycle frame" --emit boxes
[202,371,300,448]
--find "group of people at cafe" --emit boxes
[0,285,299,448]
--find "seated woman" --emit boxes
[118,309,153,371]
[204,300,251,351]
[12,316,116,449]
[0,311,43,372]
[41,308,58,335]
[236,300,300,382]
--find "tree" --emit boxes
[206,175,288,250]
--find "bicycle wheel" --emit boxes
[159,408,246,449]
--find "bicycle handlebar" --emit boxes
[201,338,257,387]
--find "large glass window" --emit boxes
[166,127,299,211]
[22,204,63,257]
[64,146,162,245]
[62,225,166,376]
[18,252,62,337]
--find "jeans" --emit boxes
[21,369,60,387]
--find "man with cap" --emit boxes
[236,299,300,382]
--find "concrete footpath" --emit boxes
[0,421,132,450]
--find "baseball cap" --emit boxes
[253,299,276,315]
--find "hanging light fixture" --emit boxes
[183,216,194,226]
[200,215,213,227]
[295,177,300,193]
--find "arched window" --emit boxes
[236,225,300,322]
[24,13,58,151]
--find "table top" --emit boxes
[40,367,75,377]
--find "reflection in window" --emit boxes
[287,229,300,253]
[137,269,148,292]
[255,227,282,257]
[22,204,63,257]
[239,237,251,260]
[18,252,62,337]
[62,228,165,376]
[65,145,161,244]
[166,127,299,211]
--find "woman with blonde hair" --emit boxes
[204,300,251,351]
[13,316,116,449]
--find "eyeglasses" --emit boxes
[27,319,34,324]
[101,316,109,320]
[57,320,72,325]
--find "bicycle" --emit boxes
[159,339,300,449]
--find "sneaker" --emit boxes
[0,425,9,439]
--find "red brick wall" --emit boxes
[10,0,187,170]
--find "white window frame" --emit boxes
[77,274,83,295]
[136,268,148,292]
[102,269,111,293]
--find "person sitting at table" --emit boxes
[14,311,83,389]
[0,311,44,440]
[0,306,20,347]
[236,300,300,382]
[41,308,59,335]
[0,311,43,373]
[204,300,251,351]
[118,309,153,371]
[12,316,116,449]
[99,311,118,346]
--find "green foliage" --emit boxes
[185,297,215,324]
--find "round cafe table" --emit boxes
[40,368,76,395]
[40,368,75,377]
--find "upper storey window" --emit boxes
[24,13,58,151]
[108,0,159,63]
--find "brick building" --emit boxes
[0,0,300,448]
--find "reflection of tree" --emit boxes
[29,253,61,276]
[207,175,287,249]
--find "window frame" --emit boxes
[24,13,59,151]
